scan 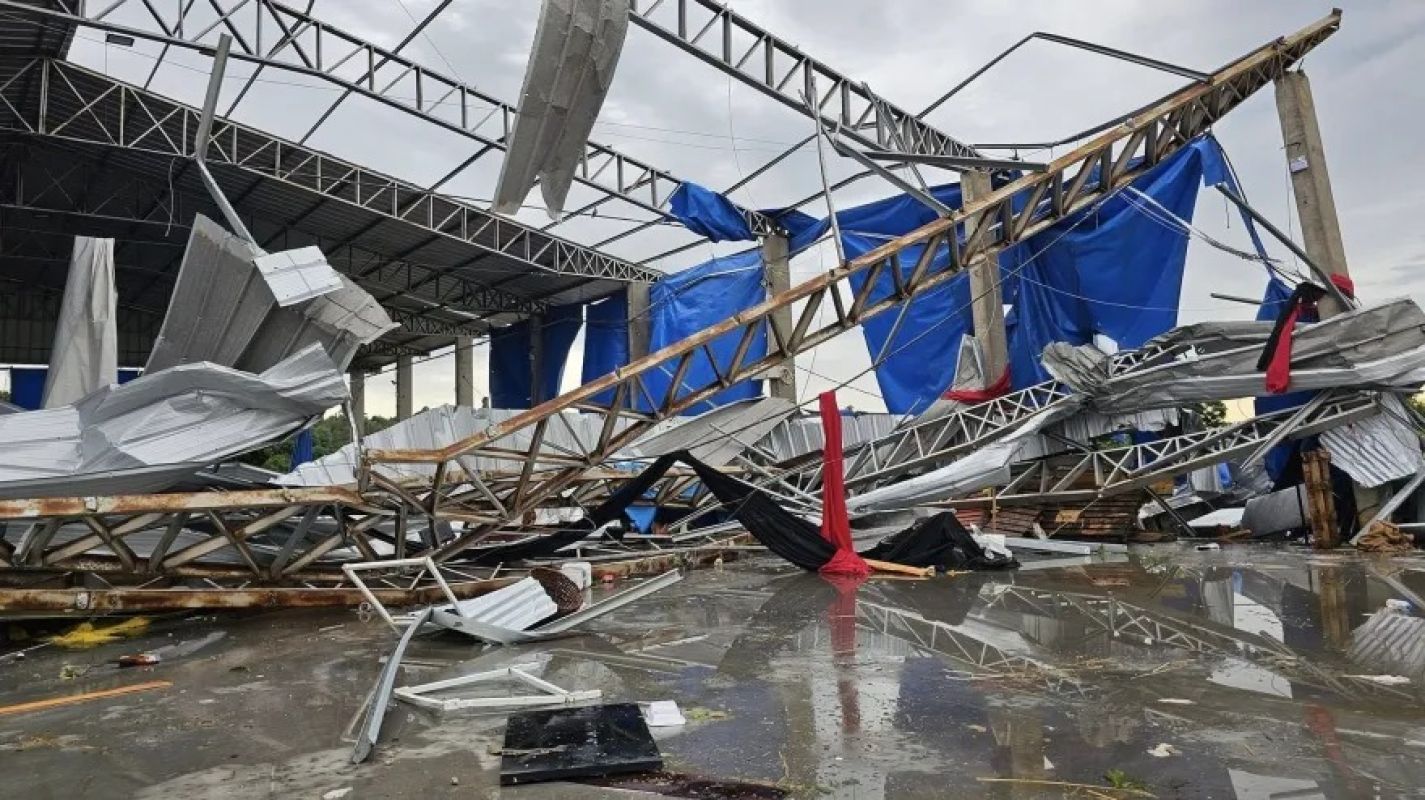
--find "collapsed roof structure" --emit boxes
[0,3,1413,612]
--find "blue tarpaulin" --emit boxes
[640,249,767,414]
[582,291,629,406]
[772,135,1242,412]
[489,303,585,408]
[291,429,315,468]
[8,367,45,410]
[668,182,755,242]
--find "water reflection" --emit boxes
[560,547,1425,798]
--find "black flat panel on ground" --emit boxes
[499,703,662,786]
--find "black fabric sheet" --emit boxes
[464,451,1018,571]
[862,512,1018,571]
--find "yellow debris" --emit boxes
[47,617,151,649]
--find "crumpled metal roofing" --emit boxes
[757,412,903,462]
[620,397,796,464]
[493,0,630,218]
[0,344,347,498]
[1320,394,1424,488]
[1044,299,1425,411]
[146,215,395,374]
[276,399,795,488]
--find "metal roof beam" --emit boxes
[10,0,776,236]
[628,0,982,160]
[0,57,659,284]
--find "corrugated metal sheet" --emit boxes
[145,215,394,374]
[1349,610,1425,682]
[621,398,795,464]
[278,405,636,486]
[758,412,902,461]
[0,344,347,498]
[1321,396,1423,488]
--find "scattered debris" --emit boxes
[1356,520,1415,553]
[500,703,662,786]
[395,662,601,712]
[0,681,171,717]
[642,701,686,727]
[1146,743,1180,757]
[351,607,432,764]
[48,618,150,650]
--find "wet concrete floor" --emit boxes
[5,543,1425,798]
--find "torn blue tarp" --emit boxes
[668,182,755,242]
[780,184,982,415]
[489,303,585,408]
[582,291,629,406]
[640,249,766,415]
[291,428,315,469]
[773,135,1246,411]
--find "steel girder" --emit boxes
[0,144,522,340]
[0,57,660,286]
[345,12,1341,559]
[0,0,779,237]
[628,0,982,161]
[950,391,1379,507]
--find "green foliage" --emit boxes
[238,412,398,473]
[1104,769,1147,791]
[1190,400,1227,428]
[1409,393,1425,419]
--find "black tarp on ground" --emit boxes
[460,450,1019,571]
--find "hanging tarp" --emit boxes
[43,236,117,408]
[489,303,586,408]
[582,291,629,406]
[667,182,755,242]
[640,250,767,415]
[492,0,630,219]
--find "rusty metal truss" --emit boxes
[0,0,780,236]
[337,11,1342,557]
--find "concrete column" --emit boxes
[396,355,413,420]
[962,171,1009,383]
[454,335,475,407]
[529,313,545,405]
[1275,70,1351,318]
[627,282,652,361]
[761,233,797,402]
[348,369,366,438]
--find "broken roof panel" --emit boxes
[0,344,346,499]
[253,246,344,307]
[1321,395,1424,487]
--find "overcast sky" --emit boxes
[43,0,1425,418]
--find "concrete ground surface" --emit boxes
[4,543,1425,799]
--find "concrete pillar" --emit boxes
[396,355,413,421]
[529,313,545,405]
[1275,70,1351,318]
[454,335,475,407]
[348,369,366,438]
[962,171,1009,383]
[761,233,797,402]
[627,282,652,361]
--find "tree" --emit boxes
[1190,400,1228,429]
[239,412,398,472]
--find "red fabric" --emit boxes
[1329,274,1355,298]
[817,391,869,577]
[1265,303,1304,394]
[942,367,1011,403]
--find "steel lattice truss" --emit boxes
[0,58,659,283]
[949,390,1377,506]
[628,0,982,160]
[346,10,1342,558]
[0,12,1348,579]
[0,0,780,236]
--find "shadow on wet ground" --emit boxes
[4,543,1425,798]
